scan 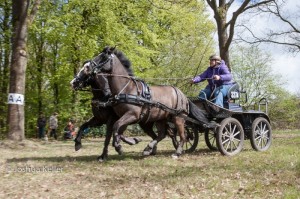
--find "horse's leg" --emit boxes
[111,113,139,153]
[119,124,142,145]
[143,121,167,156]
[98,116,127,159]
[74,116,99,151]
[172,117,186,158]
[97,119,114,162]
[139,122,158,155]
[139,122,158,140]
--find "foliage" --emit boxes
[231,45,300,129]
[231,45,285,107]
[22,0,215,137]
[1,0,299,139]
[268,90,300,129]
[0,0,11,138]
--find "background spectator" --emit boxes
[36,113,46,139]
[49,112,58,140]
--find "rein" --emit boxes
[76,87,108,93]
[100,73,135,80]
[99,73,142,97]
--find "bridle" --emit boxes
[73,51,141,95]
[72,53,113,91]
[90,53,115,73]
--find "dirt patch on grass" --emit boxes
[273,134,300,139]
[0,139,45,150]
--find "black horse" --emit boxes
[77,46,217,158]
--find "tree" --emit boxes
[231,45,285,108]
[230,45,300,129]
[268,89,300,129]
[7,0,40,141]
[7,0,215,138]
[205,0,275,70]
[238,0,300,53]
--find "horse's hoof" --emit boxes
[75,142,82,151]
[171,153,180,159]
[134,137,142,144]
[115,146,123,155]
[150,145,157,155]
[143,150,151,156]
[117,150,123,155]
[97,156,107,162]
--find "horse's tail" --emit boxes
[188,100,209,124]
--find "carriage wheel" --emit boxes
[204,129,218,151]
[171,125,199,153]
[250,117,272,151]
[216,117,244,156]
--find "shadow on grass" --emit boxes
[5,147,221,164]
[5,152,148,163]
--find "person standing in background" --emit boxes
[36,113,47,139]
[49,112,58,140]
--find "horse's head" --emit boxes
[70,46,134,90]
[70,60,94,90]
[93,46,134,76]
[90,46,117,73]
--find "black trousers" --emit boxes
[50,129,57,140]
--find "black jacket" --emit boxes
[37,117,47,127]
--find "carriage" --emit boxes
[170,84,272,156]
[71,46,272,160]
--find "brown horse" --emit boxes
[71,61,159,161]
[87,46,214,157]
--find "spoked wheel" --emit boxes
[250,117,272,151]
[216,118,244,156]
[171,125,199,153]
[204,129,218,150]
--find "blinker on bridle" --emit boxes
[73,52,114,90]
[90,53,115,74]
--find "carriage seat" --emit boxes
[227,82,240,100]
[223,82,243,111]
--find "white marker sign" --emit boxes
[8,93,24,105]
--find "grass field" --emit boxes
[0,130,299,199]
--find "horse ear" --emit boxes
[110,46,116,54]
[103,46,110,53]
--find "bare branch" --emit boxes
[261,1,300,33]
[28,0,41,25]
[237,25,300,53]
[238,0,300,53]
[244,0,275,12]
[206,0,218,13]
[225,0,234,8]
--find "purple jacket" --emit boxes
[192,60,233,89]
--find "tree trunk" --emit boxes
[36,30,45,113]
[206,0,274,71]
[7,0,30,141]
[215,5,231,69]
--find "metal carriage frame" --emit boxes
[171,97,272,156]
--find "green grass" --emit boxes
[0,130,299,199]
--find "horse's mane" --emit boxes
[104,46,134,76]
